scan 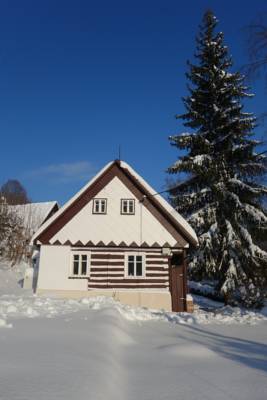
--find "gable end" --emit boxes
[34,161,195,247]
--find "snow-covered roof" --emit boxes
[9,201,59,234]
[31,161,198,246]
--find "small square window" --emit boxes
[121,199,135,215]
[93,198,107,214]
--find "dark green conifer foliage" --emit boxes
[168,11,267,307]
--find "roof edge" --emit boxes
[119,161,198,247]
[30,161,114,244]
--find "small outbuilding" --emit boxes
[32,160,198,312]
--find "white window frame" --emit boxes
[92,198,107,214]
[70,251,90,277]
[124,253,146,278]
[121,199,135,215]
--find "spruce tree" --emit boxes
[168,11,267,307]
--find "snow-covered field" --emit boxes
[0,261,267,400]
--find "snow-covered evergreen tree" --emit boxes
[168,10,267,307]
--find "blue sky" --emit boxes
[0,0,266,204]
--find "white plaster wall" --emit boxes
[37,288,172,311]
[37,245,87,291]
[51,176,180,247]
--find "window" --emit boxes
[71,253,90,277]
[121,199,135,215]
[93,198,107,214]
[125,254,145,277]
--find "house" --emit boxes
[10,201,59,238]
[9,201,59,264]
[31,160,198,312]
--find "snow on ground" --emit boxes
[1,303,267,400]
[1,293,267,329]
[0,261,266,328]
[189,279,218,296]
[0,261,267,399]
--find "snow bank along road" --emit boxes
[0,296,267,400]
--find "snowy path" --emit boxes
[0,306,267,400]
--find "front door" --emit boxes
[169,253,186,312]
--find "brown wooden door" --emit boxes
[169,261,186,312]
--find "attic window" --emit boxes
[121,199,135,215]
[93,198,107,214]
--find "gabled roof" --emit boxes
[31,160,198,247]
[10,201,59,234]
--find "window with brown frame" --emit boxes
[92,198,107,214]
[121,199,135,215]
